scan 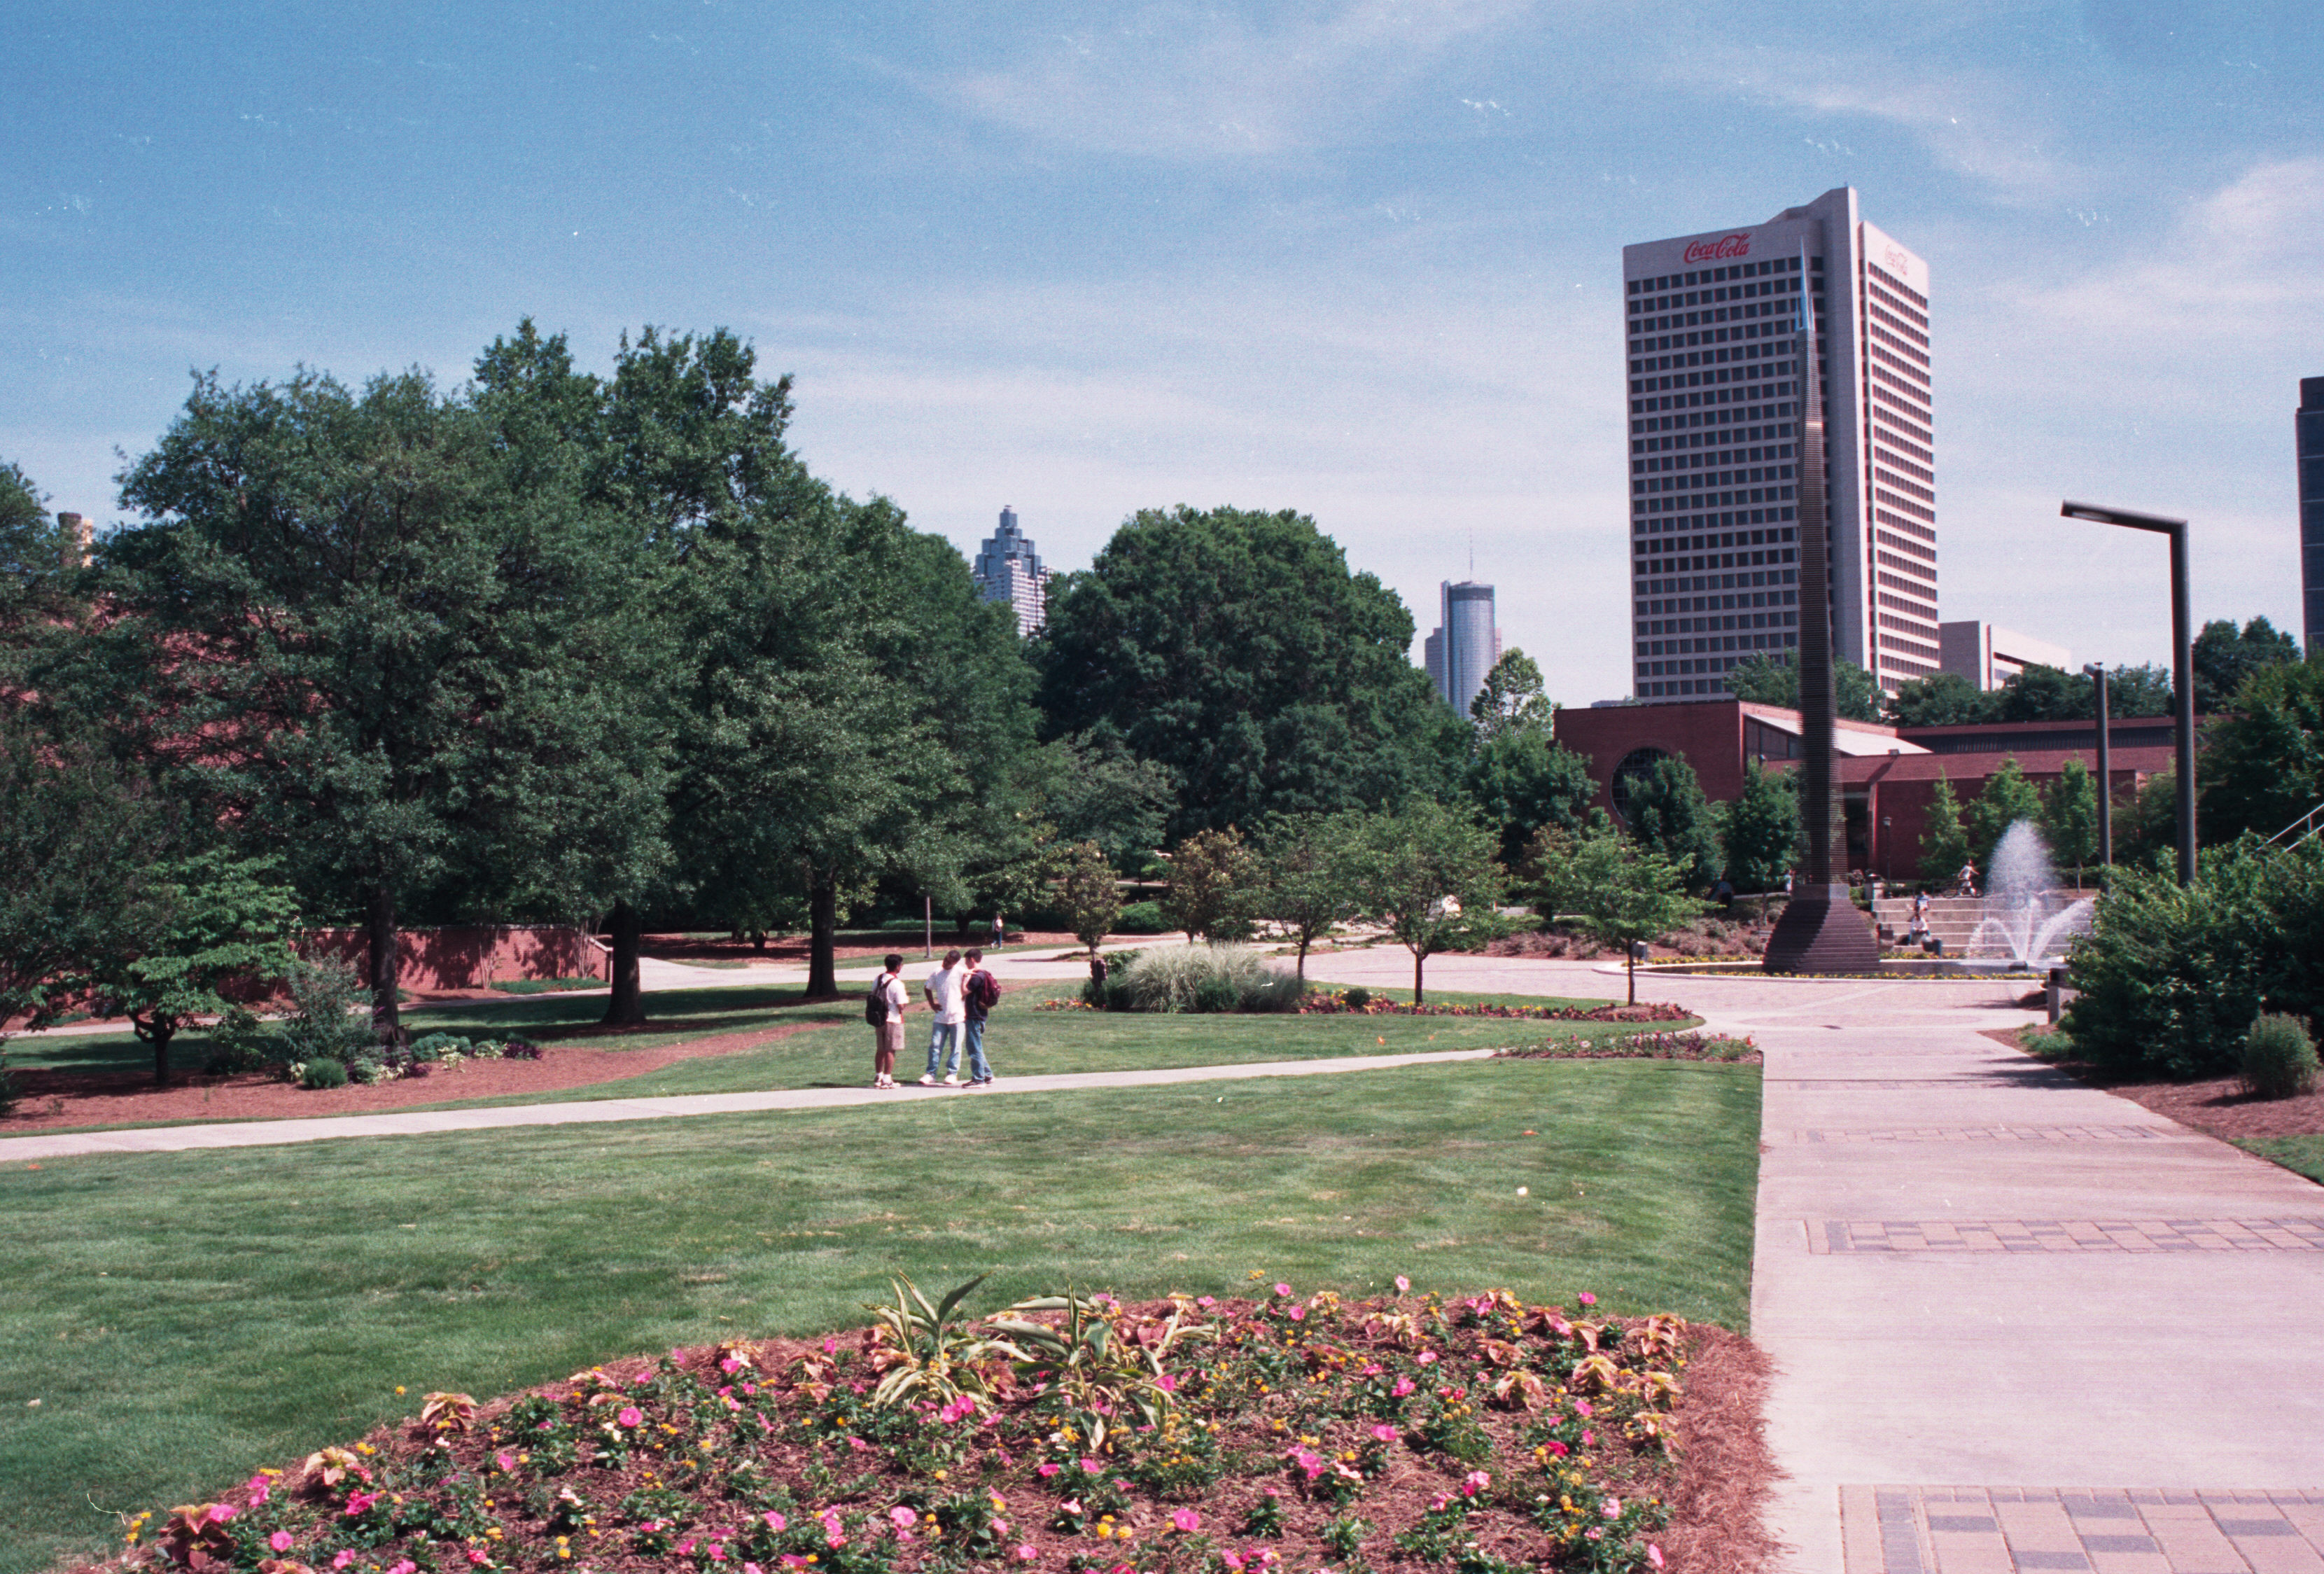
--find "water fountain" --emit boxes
[1962,820,2096,969]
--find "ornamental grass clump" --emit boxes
[101,1281,1707,1574]
[1116,943,1302,1014]
[2240,1012,2320,1100]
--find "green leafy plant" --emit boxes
[1322,1514,1371,1561]
[300,1056,349,1089]
[988,1293,1212,1454]
[2241,1013,2320,1099]
[864,1273,1011,1413]
[1113,944,1300,1015]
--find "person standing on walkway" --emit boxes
[919,948,967,1085]
[869,953,907,1089]
[960,947,1001,1086]
[989,912,1005,950]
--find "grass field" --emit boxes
[2241,1135,2324,1185]
[0,1052,1759,1574]
[10,984,1665,1119]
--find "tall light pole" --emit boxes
[2061,502,2194,884]
[2082,662,2111,873]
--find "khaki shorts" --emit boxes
[876,1021,904,1057]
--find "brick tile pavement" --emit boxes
[1809,1219,2324,1255]
[1843,1489,2324,1573]
[1793,1127,2172,1144]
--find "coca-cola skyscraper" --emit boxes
[1619,188,1938,703]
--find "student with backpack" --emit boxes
[960,947,1002,1085]
[864,952,907,1089]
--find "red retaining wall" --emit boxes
[298,926,606,992]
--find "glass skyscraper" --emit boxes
[1622,187,1937,702]
[971,506,1049,637]
[1423,580,1499,717]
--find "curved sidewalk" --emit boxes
[0,1047,1499,1163]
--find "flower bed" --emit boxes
[1294,996,1691,1024]
[94,1284,1721,1574]
[1494,1033,1758,1065]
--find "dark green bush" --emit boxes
[200,1005,279,1075]
[300,1056,349,1089]
[2063,840,2324,1078]
[2241,1014,2319,1099]
[1112,900,1173,935]
[1192,977,1240,1014]
[1343,987,1372,1010]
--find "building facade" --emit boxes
[2301,377,2324,654]
[971,506,1050,637]
[1937,621,2070,690]
[1623,187,1937,702]
[1423,580,1499,716]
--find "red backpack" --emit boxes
[967,969,1001,1011]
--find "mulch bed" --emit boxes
[643,932,1086,965]
[0,1021,826,1135]
[77,1289,1777,1574]
[1989,1028,2324,1142]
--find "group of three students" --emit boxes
[866,947,1001,1089]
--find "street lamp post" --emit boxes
[2082,662,2111,872]
[2060,502,2195,884]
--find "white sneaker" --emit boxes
[942,1074,962,1086]
[917,1074,936,1086]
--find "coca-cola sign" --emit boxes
[1683,232,1752,264]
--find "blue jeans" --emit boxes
[925,1022,962,1079]
[963,1017,992,1081]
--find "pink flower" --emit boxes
[1577,1291,1597,1305]
[1156,1373,1177,1393]
[1287,1306,1306,1321]
[747,1565,766,1574]
[1289,1447,1325,1481]
[1172,1509,1202,1533]
[1545,1440,1569,1458]
[1274,1283,1292,1297]
[1062,1500,1084,1518]
[333,1555,356,1571]
[496,1451,517,1472]
[678,1540,698,1558]
[466,1554,493,1568]
[1463,1470,1492,1497]
[1371,1423,1398,1442]
[822,1337,838,1355]
[1016,1547,1040,1561]
[1197,1296,1215,1308]
[617,1406,643,1427]
[720,1356,743,1374]
[270,1532,295,1552]
[848,1435,870,1452]
[1392,1375,1416,1398]
[1602,1498,1623,1519]
[388,1562,415,1574]
[245,1475,272,1505]
[345,1491,379,1516]
[1394,1275,1410,1294]
[709,1542,729,1562]
[891,1507,920,1533]
[782,1559,814,1570]
[994,1520,1011,1536]
[1574,1398,1594,1417]
[1417,1351,1438,1365]
[763,1511,788,1531]
[1581,1429,1596,1446]
[1648,1545,1667,1569]
[1079,1458,1101,1475]
[1586,1528,1603,1542]
[205,1505,236,1524]
[1037,1462,1060,1477]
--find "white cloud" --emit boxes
[908,0,1541,158]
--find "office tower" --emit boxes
[1424,580,1499,716]
[2302,378,2324,654]
[971,506,1049,637]
[1623,187,1937,702]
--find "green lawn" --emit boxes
[0,1054,1760,1574]
[2240,1135,2324,1186]
[12,984,1665,1123]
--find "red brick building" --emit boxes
[1555,700,2178,884]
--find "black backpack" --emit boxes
[864,973,892,1026]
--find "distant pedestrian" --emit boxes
[1911,889,1931,940]
[919,948,967,1085]
[960,947,1002,1085]
[867,952,907,1090]
[990,912,1006,949]
[1955,861,1979,898]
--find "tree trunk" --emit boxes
[806,874,839,999]
[1295,937,1309,982]
[365,883,402,1044]
[1413,948,1425,1005]
[1627,947,1637,1006]
[138,1015,176,1086]
[603,900,645,1025]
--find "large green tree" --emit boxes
[1035,506,1466,838]
[1919,774,1971,886]
[97,849,300,1085]
[1964,757,2045,877]
[1251,812,1364,982]
[2040,758,2101,886]
[1718,762,1800,893]
[1341,799,1508,1003]
[1619,755,1724,892]
[2199,653,2324,844]
[1728,652,1882,722]
[88,358,671,1041]
[1529,823,1707,1005]
[1463,729,1597,870]
[1469,648,1553,737]
[2192,615,2300,714]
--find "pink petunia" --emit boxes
[1545,1440,1569,1458]
[1371,1423,1398,1442]
[1602,1498,1623,1519]
[617,1406,643,1428]
[1156,1373,1177,1393]
[1581,1430,1595,1446]
[782,1558,814,1570]
[1172,1510,1201,1534]
[270,1532,295,1552]
[891,1507,919,1533]
[848,1435,870,1452]
[1586,1528,1603,1542]
[1648,1545,1666,1569]
[1197,1296,1215,1308]
[496,1451,517,1472]
[1578,1292,1596,1306]
[1016,1547,1040,1561]
[678,1540,697,1558]
[1274,1283,1291,1297]
[387,1562,415,1574]
[205,1505,236,1524]
[1287,1306,1305,1321]
[1394,1275,1410,1294]
[345,1491,379,1517]
[1574,1398,1594,1417]
[333,1555,356,1571]
[467,1553,493,1568]
[1079,1458,1101,1475]
[1037,1462,1060,1478]
[763,1511,788,1531]
[1392,1375,1416,1397]
[1463,1470,1492,1497]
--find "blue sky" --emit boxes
[6,0,2320,703]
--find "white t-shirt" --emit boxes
[876,971,906,1026]
[926,961,967,1025]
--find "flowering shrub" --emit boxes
[1295,995,1691,1023]
[1495,1033,1758,1064]
[103,1284,1688,1574]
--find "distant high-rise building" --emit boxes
[972,506,1049,636]
[1623,187,1938,703]
[1938,621,2069,690]
[2300,378,2324,654]
[1424,580,1499,716]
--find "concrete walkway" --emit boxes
[1749,992,2324,1574]
[0,1047,1497,1162]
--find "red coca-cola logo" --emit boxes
[1683,232,1752,264]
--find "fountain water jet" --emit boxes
[1964,821,2095,968]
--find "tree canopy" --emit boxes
[1727,652,1883,722]
[2192,615,2300,714]
[1035,506,1466,839]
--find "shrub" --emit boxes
[200,1006,279,1075]
[2063,839,2324,1078]
[279,955,378,1066]
[1343,987,1372,1010]
[1114,943,1301,1014]
[410,1033,471,1062]
[2241,1014,2320,1099]
[1112,900,1173,935]
[301,1057,349,1089]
